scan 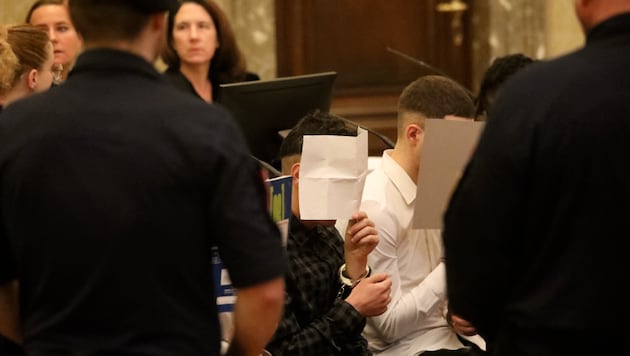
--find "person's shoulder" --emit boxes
[162,92,238,131]
[161,68,196,92]
[499,47,589,93]
[364,165,389,191]
[162,67,184,82]
[244,72,260,82]
[0,87,59,125]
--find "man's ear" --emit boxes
[290,162,300,184]
[406,123,424,143]
[150,11,168,32]
[27,69,39,90]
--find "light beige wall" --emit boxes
[216,0,276,80]
[545,0,584,58]
[470,0,585,91]
[0,0,33,24]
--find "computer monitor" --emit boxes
[219,72,338,168]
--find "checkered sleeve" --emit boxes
[266,298,367,355]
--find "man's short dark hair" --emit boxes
[397,75,475,132]
[68,0,152,42]
[278,110,357,161]
[475,53,535,119]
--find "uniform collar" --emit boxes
[69,49,162,81]
[586,12,630,44]
[381,149,417,205]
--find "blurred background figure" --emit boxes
[26,0,82,83]
[474,53,534,121]
[0,24,55,110]
[0,26,19,103]
[161,0,259,103]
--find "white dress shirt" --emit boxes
[360,150,464,355]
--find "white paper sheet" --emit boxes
[299,128,368,220]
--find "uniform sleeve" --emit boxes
[361,200,446,343]
[266,298,366,356]
[208,117,287,288]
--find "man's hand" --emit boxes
[344,211,379,279]
[448,311,479,336]
[345,273,392,317]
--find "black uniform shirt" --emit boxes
[0,49,286,356]
[443,13,630,355]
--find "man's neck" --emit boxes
[390,146,419,184]
[83,38,157,65]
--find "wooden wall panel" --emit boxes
[275,0,472,154]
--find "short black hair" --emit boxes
[277,110,357,160]
[475,53,535,119]
[69,0,152,42]
[398,75,476,119]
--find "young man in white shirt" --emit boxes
[361,75,483,355]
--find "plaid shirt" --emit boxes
[266,215,370,356]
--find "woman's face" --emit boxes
[29,4,82,69]
[172,2,219,67]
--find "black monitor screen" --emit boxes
[219,71,338,168]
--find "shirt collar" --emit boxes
[381,149,417,205]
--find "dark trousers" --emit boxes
[0,334,23,356]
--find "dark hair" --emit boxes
[475,53,535,119]
[397,75,475,132]
[278,110,357,160]
[1,24,51,91]
[68,0,150,42]
[162,0,248,84]
[25,0,66,23]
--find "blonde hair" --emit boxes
[0,24,51,95]
[0,25,19,95]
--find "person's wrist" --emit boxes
[344,254,368,279]
[339,264,370,287]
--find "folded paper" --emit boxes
[299,128,368,220]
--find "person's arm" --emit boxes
[361,200,446,343]
[0,280,20,344]
[267,297,366,356]
[226,277,285,356]
[207,117,288,355]
[447,311,478,336]
[343,211,379,279]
